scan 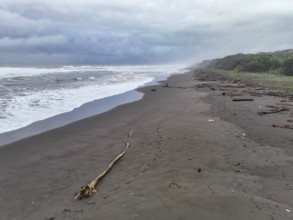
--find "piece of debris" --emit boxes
[162,83,169,87]
[208,119,215,122]
[208,186,215,194]
[169,182,183,189]
[63,209,71,213]
[287,119,293,122]
[151,89,156,92]
[222,92,226,95]
[198,168,202,173]
[232,98,254,102]
[285,208,291,213]
[272,124,293,129]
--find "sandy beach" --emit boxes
[0,69,293,220]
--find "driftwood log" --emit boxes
[232,98,254,102]
[258,108,289,115]
[75,131,132,200]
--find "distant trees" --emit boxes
[198,50,293,76]
[282,58,293,76]
[237,55,281,72]
[203,54,246,70]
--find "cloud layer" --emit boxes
[0,0,293,65]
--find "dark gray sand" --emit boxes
[0,70,293,220]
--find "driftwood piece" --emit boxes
[75,131,132,200]
[232,98,254,102]
[272,124,293,129]
[258,108,289,115]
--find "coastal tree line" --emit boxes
[198,49,293,76]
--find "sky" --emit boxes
[0,0,293,65]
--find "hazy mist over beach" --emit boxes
[1,0,293,136]
[1,1,293,219]
[0,0,293,65]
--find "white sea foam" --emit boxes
[0,65,185,134]
[0,77,153,133]
[0,65,182,78]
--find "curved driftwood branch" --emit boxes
[75,131,132,200]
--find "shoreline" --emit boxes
[0,70,292,219]
[0,89,143,147]
[0,72,182,147]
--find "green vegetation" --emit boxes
[211,69,293,91]
[197,49,293,92]
[199,49,293,76]
[282,58,293,76]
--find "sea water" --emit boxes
[0,65,184,135]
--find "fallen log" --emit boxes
[232,98,254,102]
[75,131,132,200]
[258,108,289,115]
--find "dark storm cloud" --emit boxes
[0,0,292,65]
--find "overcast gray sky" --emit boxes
[0,0,293,65]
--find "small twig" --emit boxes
[207,185,215,194]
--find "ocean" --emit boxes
[0,65,184,139]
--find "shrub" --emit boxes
[282,58,293,76]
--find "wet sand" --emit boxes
[0,69,292,220]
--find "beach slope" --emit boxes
[0,70,292,220]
